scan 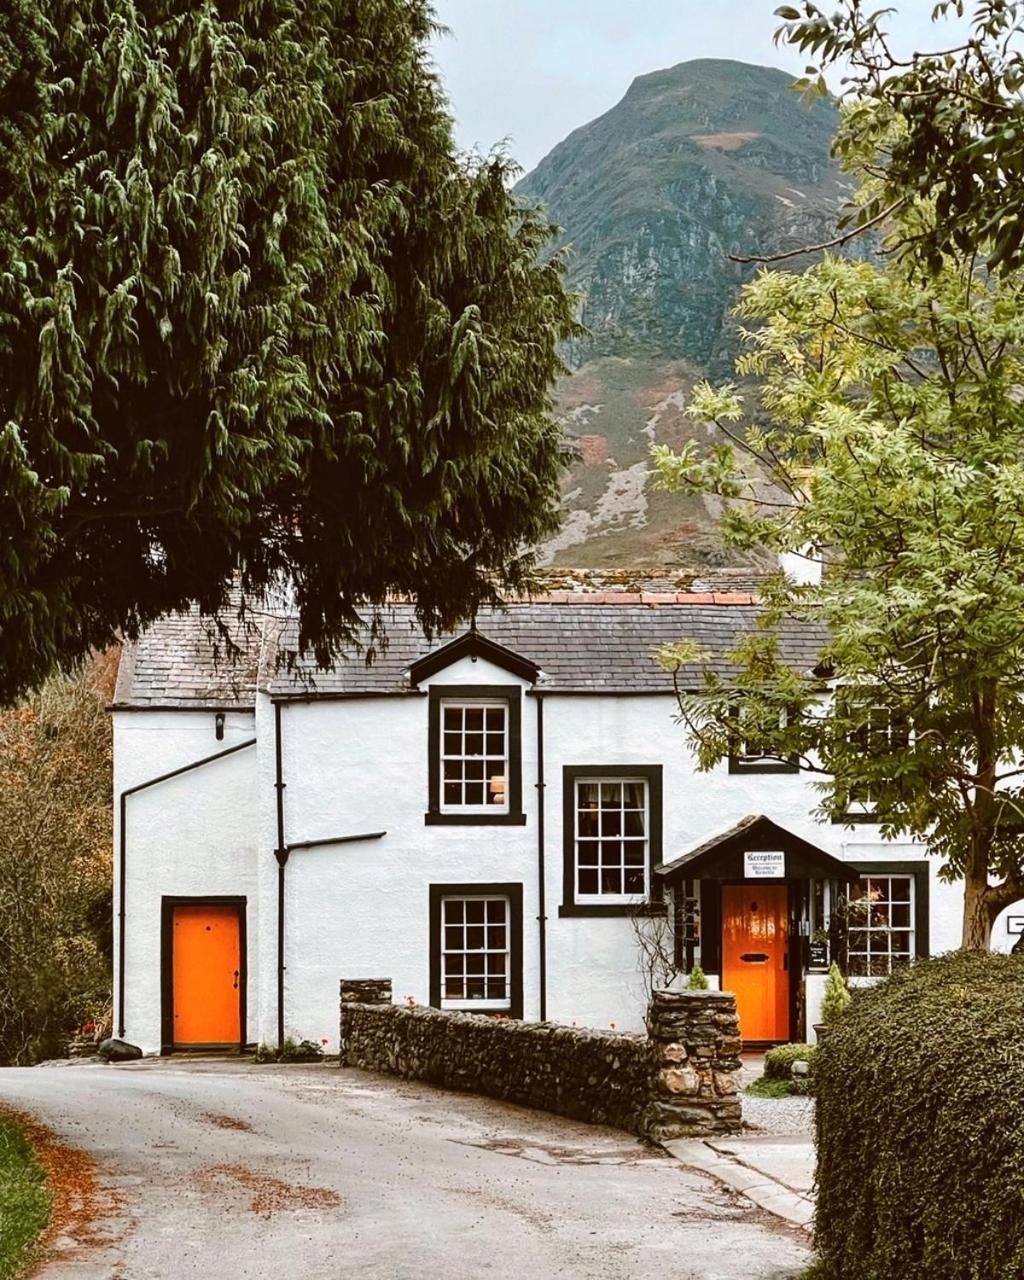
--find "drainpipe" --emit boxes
[117,736,257,1039]
[536,692,548,1020]
[274,701,288,1050]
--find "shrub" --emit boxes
[0,656,114,1064]
[253,1038,324,1064]
[820,962,852,1024]
[814,951,1024,1279]
[687,963,709,990]
[763,1043,817,1081]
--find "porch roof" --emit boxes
[655,814,861,883]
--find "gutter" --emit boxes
[536,692,548,1020]
[117,737,257,1038]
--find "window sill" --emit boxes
[558,902,667,918]
[441,1004,512,1013]
[425,811,527,827]
[728,759,800,775]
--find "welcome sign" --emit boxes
[743,850,785,879]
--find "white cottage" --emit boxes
[111,591,994,1057]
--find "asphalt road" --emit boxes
[0,1060,809,1279]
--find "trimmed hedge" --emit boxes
[814,951,1024,1279]
[764,1043,816,1081]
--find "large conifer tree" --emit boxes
[0,0,577,702]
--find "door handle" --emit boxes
[740,953,769,963]
[233,970,240,990]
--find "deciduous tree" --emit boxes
[0,653,114,1063]
[774,1,1024,272]
[655,212,1024,949]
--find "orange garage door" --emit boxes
[172,904,242,1047]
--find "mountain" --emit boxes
[514,59,849,569]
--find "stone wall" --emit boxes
[339,980,742,1140]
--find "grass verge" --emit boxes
[0,1113,51,1279]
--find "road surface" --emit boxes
[0,1059,809,1279]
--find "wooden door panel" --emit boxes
[172,904,241,1046]
[722,884,789,1042]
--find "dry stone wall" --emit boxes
[339,980,742,1141]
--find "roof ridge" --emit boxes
[380,592,758,606]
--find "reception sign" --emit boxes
[743,850,785,879]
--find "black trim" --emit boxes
[558,902,667,918]
[161,896,247,1054]
[657,814,860,884]
[274,701,287,1049]
[110,704,254,714]
[728,756,800,775]
[270,691,428,704]
[286,831,387,853]
[429,882,524,1019]
[536,693,548,1021]
[700,880,722,973]
[847,860,930,959]
[118,736,256,1038]
[426,685,525,825]
[560,765,663,917]
[410,631,540,687]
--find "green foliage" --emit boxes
[0,0,580,705]
[687,963,709,990]
[744,1076,794,1099]
[775,1,1024,272]
[253,1038,324,1063]
[0,655,113,1064]
[654,202,1024,947]
[0,1114,50,1279]
[814,952,1024,1278]
[820,963,851,1025]
[763,1042,818,1081]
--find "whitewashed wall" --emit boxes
[113,709,258,1054]
[116,663,974,1055]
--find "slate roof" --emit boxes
[111,607,263,710]
[112,595,827,709]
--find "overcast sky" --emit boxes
[429,1,968,175]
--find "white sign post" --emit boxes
[743,850,785,879]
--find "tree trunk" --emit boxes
[961,873,993,951]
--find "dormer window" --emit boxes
[426,685,526,826]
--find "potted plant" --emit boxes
[814,961,851,1041]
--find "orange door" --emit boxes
[722,884,790,1042]
[172,904,242,1046]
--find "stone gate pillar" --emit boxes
[642,989,743,1140]
[339,978,392,1064]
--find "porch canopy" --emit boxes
[655,814,861,885]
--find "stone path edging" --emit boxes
[662,1137,815,1232]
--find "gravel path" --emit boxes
[742,1093,815,1137]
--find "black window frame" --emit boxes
[728,706,800,775]
[560,764,665,917]
[425,684,526,826]
[429,882,524,1018]
[843,860,930,968]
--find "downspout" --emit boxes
[117,736,257,1039]
[274,701,287,1050]
[536,692,548,1021]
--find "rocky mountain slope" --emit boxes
[514,59,848,568]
